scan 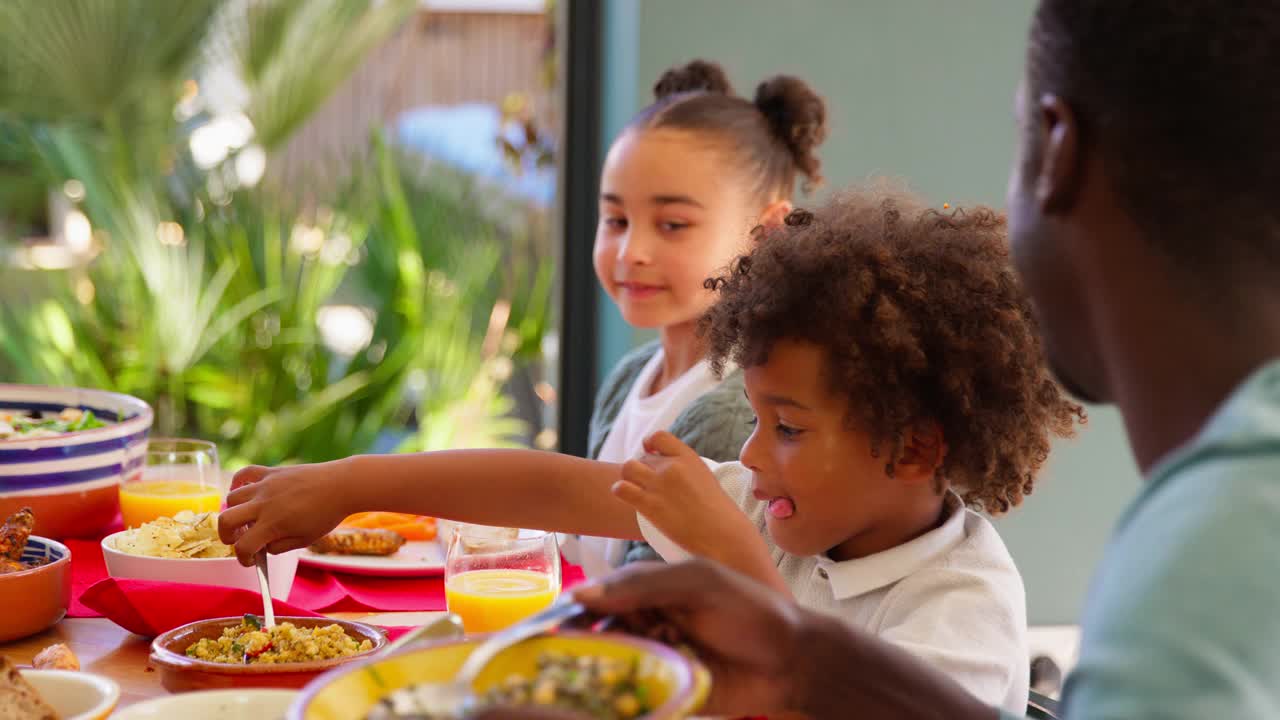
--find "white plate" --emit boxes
[110,689,296,720]
[21,669,120,720]
[298,539,445,577]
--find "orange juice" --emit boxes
[445,569,559,633]
[118,479,222,528]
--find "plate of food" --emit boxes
[299,513,446,577]
[289,631,710,719]
[0,508,73,643]
[2,643,121,720]
[149,614,386,692]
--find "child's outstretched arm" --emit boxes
[217,450,641,566]
[613,431,790,596]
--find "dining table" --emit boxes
[2,514,587,713]
[2,610,446,709]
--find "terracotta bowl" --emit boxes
[0,535,72,642]
[0,384,153,539]
[150,616,388,693]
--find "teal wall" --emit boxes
[596,0,1141,624]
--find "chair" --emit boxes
[1027,689,1061,719]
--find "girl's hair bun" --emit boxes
[753,75,829,187]
[654,59,734,100]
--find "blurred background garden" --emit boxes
[0,0,559,469]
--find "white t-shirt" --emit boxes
[637,460,1030,714]
[561,348,721,578]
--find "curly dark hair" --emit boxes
[701,187,1086,514]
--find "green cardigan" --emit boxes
[587,341,756,564]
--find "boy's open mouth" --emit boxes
[753,488,795,519]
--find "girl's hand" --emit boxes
[612,431,760,560]
[217,459,356,566]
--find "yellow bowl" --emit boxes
[289,631,710,720]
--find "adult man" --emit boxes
[576,2,1280,718]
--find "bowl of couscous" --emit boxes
[150,615,387,693]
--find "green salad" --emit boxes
[0,407,108,439]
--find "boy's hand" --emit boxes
[611,431,758,559]
[217,459,356,566]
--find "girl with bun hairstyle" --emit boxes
[569,59,830,575]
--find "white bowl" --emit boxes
[111,688,297,719]
[21,669,120,720]
[101,531,301,600]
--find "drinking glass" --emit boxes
[444,525,561,633]
[118,438,221,528]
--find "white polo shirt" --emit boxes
[637,460,1029,714]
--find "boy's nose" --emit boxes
[739,427,764,472]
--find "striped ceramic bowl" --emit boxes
[0,385,153,538]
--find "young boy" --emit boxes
[219,187,1083,713]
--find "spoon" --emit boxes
[401,598,586,716]
[255,553,275,629]
[378,613,466,658]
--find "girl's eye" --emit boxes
[603,217,627,230]
[658,221,689,233]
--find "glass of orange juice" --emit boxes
[118,438,222,528]
[444,525,560,634]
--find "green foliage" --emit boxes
[0,0,549,467]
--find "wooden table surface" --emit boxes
[3,612,445,710]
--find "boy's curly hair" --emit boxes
[701,187,1085,514]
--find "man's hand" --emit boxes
[575,560,999,720]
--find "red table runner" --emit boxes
[68,532,584,618]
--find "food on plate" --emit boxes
[0,407,107,440]
[310,528,407,556]
[339,512,438,542]
[31,644,78,672]
[0,656,59,720]
[0,508,51,575]
[111,511,232,559]
[184,615,373,665]
[366,651,651,720]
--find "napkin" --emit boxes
[78,577,328,637]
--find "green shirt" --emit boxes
[1003,360,1280,719]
